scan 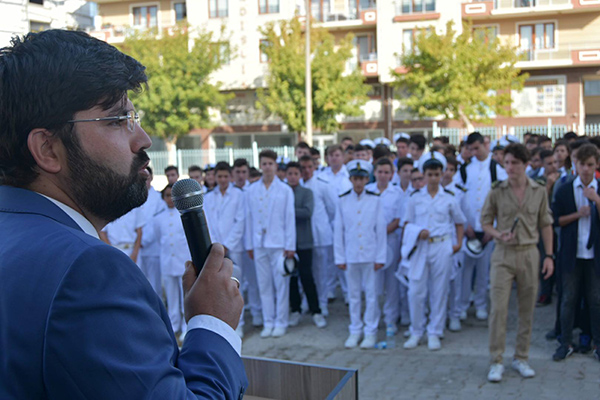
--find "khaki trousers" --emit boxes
[489,244,539,364]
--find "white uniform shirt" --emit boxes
[303,175,336,247]
[140,187,166,257]
[453,154,507,232]
[102,207,145,246]
[573,176,597,259]
[245,177,296,251]
[204,186,245,252]
[154,207,191,277]
[395,183,415,224]
[321,164,353,197]
[334,189,387,265]
[404,186,466,238]
[365,182,401,236]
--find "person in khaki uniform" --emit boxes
[481,143,555,383]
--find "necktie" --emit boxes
[587,189,597,250]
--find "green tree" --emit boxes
[257,18,370,138]
[392,21,528,132]
[118,25,232,152]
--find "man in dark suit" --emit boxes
[551,143,600,362]
[0,30,247,398]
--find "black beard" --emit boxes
[65,137,149,223]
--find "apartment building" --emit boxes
[90,0,600,148]
[0,0,95,48]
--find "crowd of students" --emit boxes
[100,130,600,382]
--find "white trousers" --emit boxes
[313,245,333,312]
[346,263,381,336]
[163,275,186,334]
[447,252,464,319]
[140,255,162,297]
[241,249,262,319]
[229,251,245,327]
[459,243,494,313]
[409,241,452,337]
[254,247,290,329]
[376,241,400,325]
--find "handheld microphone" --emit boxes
[172,179,212,275]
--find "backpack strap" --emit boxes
[490,159,498,184]
[459,163,468,184]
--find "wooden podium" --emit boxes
[242,356,358,400]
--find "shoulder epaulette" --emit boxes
[491,180,503,189]
[317,176,329,184]
[410,189,420,196]
[454,184,467,193]
[339,189,352,198]
[233,185,244,190]
[392,182,398,186]
[366,190,380,196]
[534,178,546,187]
[444,188,455,196]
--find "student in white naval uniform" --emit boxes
[204,162,247,337]
[245,150,296,338]
[453,132,507,322]
[138,166,166,296]
[322,145,352,303]
[100,204,144,263]
[232,158,263,327]
[403,157,465,351]
[153,184,190,337]
[299,155,336,316]
[365,158,402,337]
[334,159,386,349]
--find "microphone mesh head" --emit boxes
[172,179,204,212]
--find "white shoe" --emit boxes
[288,312,301,327]
[476,309,488,320]
[448,318,462,332]
[403,335,421,349]
[403,329,411,338]
[360,335,377,349]
[459,311,467,321]
[272,327,286,337]
[321,305,329,317]
[428,335,441,351]
[312,313,327,328]
[386,323,398,336]
[511,359,535,378]
[252,314,263,327]
[487,363,504,382]
[260,327,273,338]
[235,325,244,339]
[345,333,362,348]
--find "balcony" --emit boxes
[301,0,377,28]
[516,41,600,69]
[346,53,378,77]
[394,1,440,22]
[462,0,600,19]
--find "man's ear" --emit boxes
[27,129,65,175]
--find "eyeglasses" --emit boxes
[67,110,140,133]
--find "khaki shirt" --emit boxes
[481,178,553,246]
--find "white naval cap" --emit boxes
[418,151,447,172]
[393,132,411,143]
[276,156,290,165]
[373,137,392,147]
[204,163,216,170]
[359,139,376,149]
[347,159,373,177]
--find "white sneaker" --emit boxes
[403,335,421,349]
[272,327,286,337]
[459,311,467,321]
[428,335,441,351]
[288,312,301,327]
[511,359,535,378]
[476,309,488,320]
[235,325,244,339]
[487,363,504,382]
[321,305,329,317]
[403,329,411,338]
[448,318,462,332]
[260,327,273,338]
[252,314,263,327]
[386,323,398,336]
[345,333,362,349]
[312,313,327,328]
[360,335,377,349]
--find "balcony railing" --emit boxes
[494,0,571,10]
[309,1,376,22]
[517,42,600,64]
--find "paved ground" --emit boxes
[241,288,600,399]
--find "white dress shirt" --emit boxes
[154,207,191,276]
[404,186,466,238]
[140,187,166,257]
[102,207,145,245]
[573,176,597,259]
[321,164,353,197]
[204,186,245,252]
[303,175,336,247]
[245,177,296,251]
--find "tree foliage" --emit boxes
[117,26,232,146]
[257,18,370,136]
[392,21,528,130]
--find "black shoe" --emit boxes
[553,344,574,361]
[545,329,557,341]
[575,334,592,354]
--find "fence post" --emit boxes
[229,148,234,165]
[432,121,439,138]
[177,150,183,170]
[547,118,553,142]
[252,141,259,168]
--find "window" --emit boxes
[401,0,435,14]
[356,34,376,62]
[29,21,50,32]
[585,80,600,96]
[259,0,280,14]
[518,22,555,60]
[174,2,186,21]
[132,6,158,28]
[402,29,414,55]
[209,0,228,18]
[473,26,498,44]
[29,0,43,5]
[260,40,270,63]
[311,0,331,22]
[212,42,231,65]
[515,0,535,7]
